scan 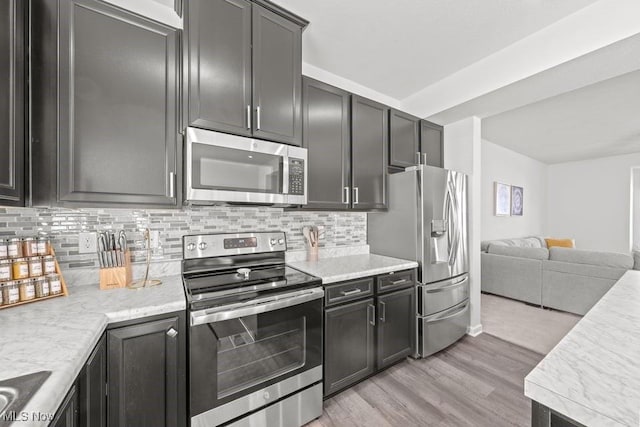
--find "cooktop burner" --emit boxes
[181,232,321,310]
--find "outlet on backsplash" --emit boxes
[149,230,160,249]
[78,232,97,254]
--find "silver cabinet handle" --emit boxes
[169,172,175,198]
[391,279,408,285]
[166,327,178,338]
[256,106,261,130]
[379,301,386,322]
[422,153,428,165]
[340,288,361,296]
[368,304,376,326]
[343,186,350,204]
[416,152,421,165]
[353,187,359,205]
[246,105,251,129]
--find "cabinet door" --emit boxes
[302,77,350,209]
[57,0,179,206]
[389,109,420,169]
[252,4,302,146]
[351,96,388,210]
[420,120,444,168]
[377,287,415,369]
[0,0,25,206]
[52,384,79,427]
[186,0,252,136]
[324,298,375,396]
[79,335,106,427]
[107,315,186,427]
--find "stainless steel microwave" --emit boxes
[184,127,308,206]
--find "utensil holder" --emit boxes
[306,245,319,262]
[99,250,132,290]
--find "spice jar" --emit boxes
[0,259,11,281]
[34,277,49,298]
[47,273,62,295]
[2,280,20,305]
[22,237,38,257]
[11,258,29,280]
[0,240,7,259]
[28,257,43,277]
[7,238,22,258]
[36,237,49,256]
[42,255,56,274]
[18,278,36,301]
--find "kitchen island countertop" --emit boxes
[0,275,185,426]
[524,269,640,427]
[289,253,418,284]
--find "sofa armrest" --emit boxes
[549,247,633,269]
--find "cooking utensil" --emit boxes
[302,226,312,247]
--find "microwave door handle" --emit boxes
[282,156,289,194]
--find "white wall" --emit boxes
[481,139,548,241]
[444,117,482,336]
[547,152,640,253]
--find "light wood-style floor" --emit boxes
[306,333,544,427]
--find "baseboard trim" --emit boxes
[467,324,483,337]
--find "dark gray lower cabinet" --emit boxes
[420,120,444,168]
[107,313,186,427]
[532,401,585,427]
[0,0,25,206]
[376,287,414,369]
[79,335,107,427]
[324,298,375,396]
[52,384,79,427]
[323,270,415,397]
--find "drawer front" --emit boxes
[376,270,415,294]
[419,273,468,316]
[417,299,469,357]
[325,278,374,307]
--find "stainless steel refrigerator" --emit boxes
[368,165,469,358]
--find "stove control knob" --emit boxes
[187,243,196,251]
[198,242,208,251]
[237,268,251,279]
[270,239,277,245]
[278,239,284,245]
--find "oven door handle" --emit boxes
[190,287,325,326]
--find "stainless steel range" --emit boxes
[182,232,324,427]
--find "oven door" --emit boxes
[189,287,323,426]
[185,127,307,206]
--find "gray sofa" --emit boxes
[481,236,633,315]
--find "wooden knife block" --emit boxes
[99,250,132,290]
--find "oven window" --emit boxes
[192,143,283,193]
[212,315,306,398]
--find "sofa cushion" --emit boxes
[548,247,633,269]
[487,245,549,260]
[481,236,545,252]
[542,260,627,281]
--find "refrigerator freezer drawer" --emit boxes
[417,299,469,358]
[418,273,469,317]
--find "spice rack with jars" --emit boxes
[0,237,68,309]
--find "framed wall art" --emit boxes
[511,186,524,216]
[494,182,511,216]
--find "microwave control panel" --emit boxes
[288,158,305,195]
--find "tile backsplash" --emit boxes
[0,206,367,270]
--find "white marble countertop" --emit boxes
[0,275,185,426]
[524,270,640,427]
[288,253,418,284]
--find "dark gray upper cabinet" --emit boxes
[351,95,388,210]
[376,287,415,369]
[187,0,252,136]
[0,0,25,206]
[302,77,351,210]
[31,0,180,207]
[252,3,302,145]
[186,0,304,146]
[107,313,186,427]
[420,120,444,168]
[389,109,420,169]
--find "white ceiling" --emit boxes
[482,69,640,164]
[276,0,601,100]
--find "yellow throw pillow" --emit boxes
[545,238,575,249]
